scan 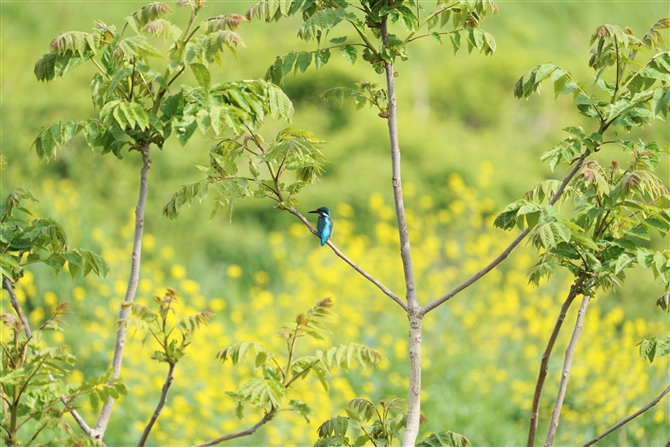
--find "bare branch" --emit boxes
[93,143,152,439]
[4,277,32,339]
[580,384,670,447]
[421,149,591,316]
[288,207,406,310]
[527,275,586,447]
[545,294,591,446]
[137,362,176,447]
[191,409,276,447]
[381,23,418,312]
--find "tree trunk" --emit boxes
[93,143,152,439]
[379,16,422,447]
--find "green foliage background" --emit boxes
[1,1,669,445]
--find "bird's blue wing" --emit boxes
[318,216,333,246]
[317,216,326,235]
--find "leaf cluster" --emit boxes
[497,20,670,294]
[637,336,670,363]
[121,287,212,364]
[322,81,389,116]
[248,0,498,82]
[514,21,670,129]
[216,298,382,420]
[32,2,291,161]
[1,305,125,445]
[0,189,109,282]
[163,126,327,221]
[315,397,468,447]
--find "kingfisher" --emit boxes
[309,207,333,246]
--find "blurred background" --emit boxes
[2,1,669,445]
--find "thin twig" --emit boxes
[93,143,152,439]
[288,208,406,310]
[544,294,591,446]
[526,275,586,447]
[283,360,320,389]
[580,384,670,447]
[3,277,93,436]
[421,149,591,316]
[137,362,176,447]
[23,419,48,447]
[191,409,276,447]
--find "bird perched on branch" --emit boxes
[309,207,333,246]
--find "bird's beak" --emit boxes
[308,210,318,214]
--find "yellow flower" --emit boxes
[171,264,187,279]
[254,270,270,285]
[227,264,242,278]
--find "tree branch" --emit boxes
[137,362,176,447]
[580,384,670,447]
[544,293,591,446]
[526,275,586,447]
[191,409,276,447]
[288,207,406,310]
[3,277,93,436]
[93,143,152,439]
[381,21,418,311]
[421,149,591,316]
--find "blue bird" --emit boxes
[309,207,333,246]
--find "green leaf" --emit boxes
[315,48,331,70]
[282,51,298,75]
[340,45,357,65]
[289,399,312,423]
[316,416,350,439]
[296,51,313,73]
[107,65,134,96]
[638,337,657,363]
[298,9,345,42]
[217,341,268,366]
[418,431,471,447]
[449,31,461,55]
[656,338,670,357]
[189,63,211,93]
[614,253,632,274]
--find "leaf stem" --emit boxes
[406,28,462,44]
[129,58,137,101]
[348,19,377,53]
[612,37,621,103]
[619,51,669,93]
[284,359,320,388]
[402,5,455,46]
